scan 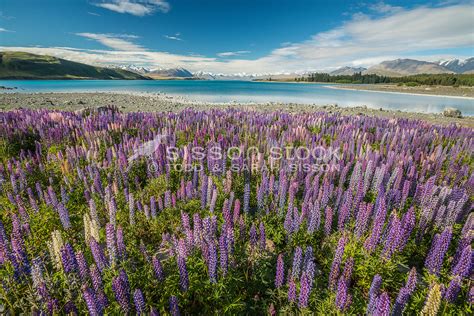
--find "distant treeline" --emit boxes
[296,73,474,86]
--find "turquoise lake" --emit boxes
[1,80,473,115]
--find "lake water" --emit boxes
[1,80,473,115]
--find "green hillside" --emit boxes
[0,51,150,80]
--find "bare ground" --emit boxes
[1,92,473,128]
[331,84,474,98]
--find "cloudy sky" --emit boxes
[0,0,473,74]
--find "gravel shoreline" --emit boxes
[330,84,474,98]
[1,91,473,128]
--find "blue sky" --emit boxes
[1,0,473,73]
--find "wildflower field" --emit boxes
[0,107,472,315]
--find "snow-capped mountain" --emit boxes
[192,71,309,80]
[437,58,474,74]
[147,67,194,78]
[113,56,474,80]
[114,65,194,78]
[330,66,367,75]
[193,71,260,80]
[115,65,152,74]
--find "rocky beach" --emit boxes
[1,91,473,127]
[330,84,474,98]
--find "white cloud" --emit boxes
[217,51,251,57]
[0,27,13,32]
[94,0,170,16]
[0,46,217,70]
[88,12,101,16]
[3,3,473,74]
[369,1,402,14]
[164,33,182,41]
[76,33,144,51]
[246,3,474,72]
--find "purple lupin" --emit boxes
[89,237,108,272]
[335,276,351,311]
[90,264,108,309]
[425,226,452,275]
[60,243,78,274]
[367,274,382,314]
[283,205,293,234]
[249,223,257,248]
[57,203,71,230]
[275,254,285,288]
[298,272,313,308]
[397,207,415,251]
[219,234,228,276]
[392,267,417,315]
[82,286,101,316]
[364,194,387,253]
[152,255,165,282]
[105,223,117,264]
[150,196,157,218]
[76,251,89,281]
[307,202,321,234]
[324,207,333,236]
[259,222,266,250]
[112,271,131,313]
[243,182,250,213]
[177,255,189,291]
[288,277,296,303]
[169,295,180,316]
[451,245,472,278]
[329,236,347,289]
[291,247,303,280]
[375,292,391,316]
[133,289,146,315]
[444,276,461,303]
[208,241,217,283]
[233,199,241,224]
[116,226,127,259]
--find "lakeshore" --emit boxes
[327,84,474,98]
[1,91,473,128]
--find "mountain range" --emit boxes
[329,58,474,77]
[116,65,194,79]
[192,58,474,80]
[330,66,368,75]
[0,51,473,80]
[364,59,453,76]
[438,58,474,74]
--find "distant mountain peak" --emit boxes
[115,64,194,78]
[330,66,367,75]
[437,57,474,74]
[115,65,152,73]
[147,67,194,78]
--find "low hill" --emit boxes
[0,51,150,80]
[365,59,453,76]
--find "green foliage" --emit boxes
[0,130,39,160]
[300,72,474,86]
